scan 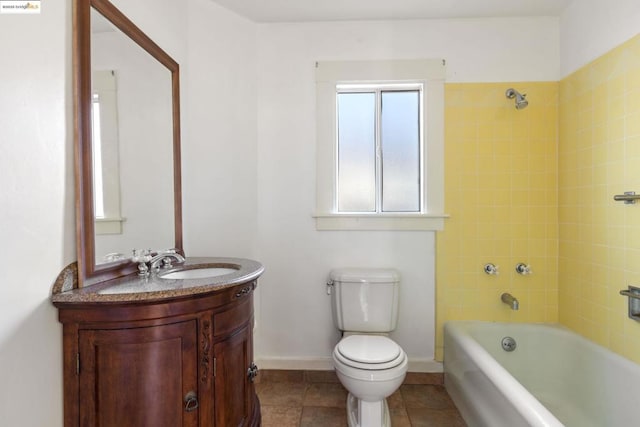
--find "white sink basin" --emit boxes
[160,267,238,280]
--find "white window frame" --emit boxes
[92,70,126,235]
[314,59,448,231]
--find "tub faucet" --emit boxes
[501,293,519,310]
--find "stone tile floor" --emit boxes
[255,370,467,426]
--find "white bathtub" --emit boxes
[444,321,640,427]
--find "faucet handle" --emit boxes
[515,263,532,275]
[484,263,499,275]
[131,249,152,277]
[161,257,176,269]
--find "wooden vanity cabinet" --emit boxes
[55,281,260,427]
[78,320,199,426]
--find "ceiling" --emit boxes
[209,0,574,23]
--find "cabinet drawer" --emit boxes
[214,292,252,337]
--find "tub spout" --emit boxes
[501,293,519,310]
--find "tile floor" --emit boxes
[255,370,467,426]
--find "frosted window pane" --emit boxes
[381,91,420,212]
[337,92,376,212]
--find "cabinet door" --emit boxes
[79,320,199,427]
[213,324,253,427]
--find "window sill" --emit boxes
[313,213,449,231]
[95,217,126,235]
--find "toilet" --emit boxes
[329,268,408,427]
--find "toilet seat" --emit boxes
[335,335,406,371]
[333,342,408,387]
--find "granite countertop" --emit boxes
[51,257,264,304]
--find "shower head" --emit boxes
[505,88,528,110]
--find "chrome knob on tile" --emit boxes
[515,263,531,275]
[484,263,499,275]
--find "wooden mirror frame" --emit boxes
[74,0,182,287]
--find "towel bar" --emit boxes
[613,191,640,204]
[620,286,640,322]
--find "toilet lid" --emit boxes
[337,335,401,365]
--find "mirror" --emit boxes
[74,0,182,287]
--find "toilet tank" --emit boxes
[329,268,400,333]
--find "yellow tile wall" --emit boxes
[435,82,559,360]
[558,34,640,364]
[436,35,640,364]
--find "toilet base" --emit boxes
[346,393,391,427]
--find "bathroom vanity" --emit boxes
[52,257,264,427]
[57,0,265,425]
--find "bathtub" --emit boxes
[444,321,640,427]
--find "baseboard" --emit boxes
[256,356,335,371]
[255,356,443,373]
[408,358,443,373]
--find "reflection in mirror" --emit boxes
[92,69,123,235]
[75,0,182,287]
[90,10,174,264]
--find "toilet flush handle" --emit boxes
[326,280,334,295]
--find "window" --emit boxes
[337,85,422,213]
[315,60,447,230]
[92,70,125,235]
[91,93,105,218]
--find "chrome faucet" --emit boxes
[132,248,186,277]
[149,249,186,271]
[501,293,519,310]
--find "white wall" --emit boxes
[254,17,559,370]
[111,0,188,63]
[182,0,258,258]
[0,3,73,426]
[560,0,640,77]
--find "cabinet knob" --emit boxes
[184,391,199,412]
[247,362,259,383]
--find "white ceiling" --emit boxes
[209,0,574,23]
